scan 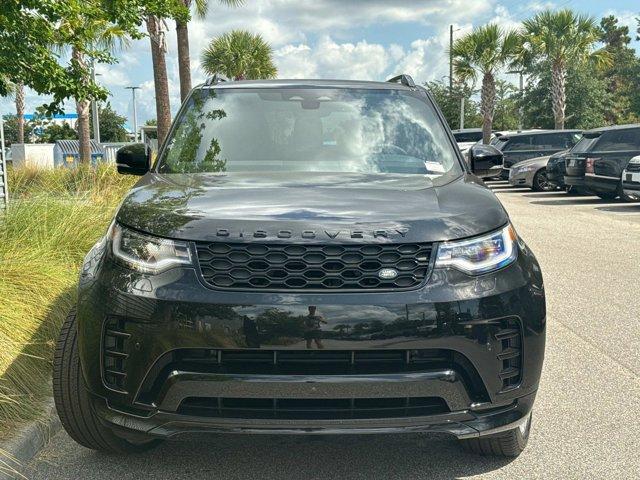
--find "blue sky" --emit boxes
[2,0,638,130]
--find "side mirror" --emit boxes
[116,143,150,176]
[469,144,504,179]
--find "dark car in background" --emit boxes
[566,124,640,200]
[53,76,546,458]
[495,130,581,179]
[584,125,640,201]
[546,150,571,190]
[452,128,484,144]
[452,128,484,157]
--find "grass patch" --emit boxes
[0,165,135,437]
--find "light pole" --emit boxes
[449,25,462,94]
[91,62,101,143]
[126,86,140,143]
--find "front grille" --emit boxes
[136,348,491,405]
[175,348,452,375]
[495,320,523,392]
[102,317,130,392]
[626,162,640,173]
[195,242,433,291]
[177,396,450,419]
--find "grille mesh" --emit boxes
[626,162,640,173]
[102,317,130,393]
[495,320,522,392]
[195,242,433,291]
[177,396,449,419]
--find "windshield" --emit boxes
[157,88,461,183]
[570,135,598,154]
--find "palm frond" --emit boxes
[194,0,245,19]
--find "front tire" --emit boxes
[532,168,555,192]
[53,308,162,453]
[459,412,532,457]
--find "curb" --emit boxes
[0,399,61,480]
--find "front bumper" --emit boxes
[622,178,640,200]
[76,239,546,440]
[94,391,536,440]
[545,171,564,187]
[585,173,619,193]
[508,168,534,188]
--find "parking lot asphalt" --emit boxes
[24,183,640,480]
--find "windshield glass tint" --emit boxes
[454,131,482,143]
[157,88,461,181]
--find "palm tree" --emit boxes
[176,0,244,102]
[201,30,277,80]
[452,24,520,144]
[521,9,606,130]
[63,21,127,164]
[147,16,173,146]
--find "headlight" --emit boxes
[435,224,518,275]
[111,223,192,273]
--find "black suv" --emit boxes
[494,130,581,179]
[582,125,640,201]
[53,76,546,458]
[544,150,571,190]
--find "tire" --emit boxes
[532,168,555,192]
[459,412,532,457]
[53,308,162,453]
[595,191,618,200]
[619,181,639,203]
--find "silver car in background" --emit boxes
[508,153,565,191]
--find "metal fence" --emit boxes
[100,142,130,163]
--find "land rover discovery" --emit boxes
[53,75,546,458]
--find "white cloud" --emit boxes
[275,36,389,80]
[96,63,130,89]
[603,9,638,37]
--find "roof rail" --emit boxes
[386,74,416,88]
[204,74,228,86]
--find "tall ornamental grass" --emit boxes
[0,165,135,436]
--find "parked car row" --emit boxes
[459,124,640,202]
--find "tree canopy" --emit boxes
[0,0,186,113]
[90,103,129,142]
[201,30,277,80]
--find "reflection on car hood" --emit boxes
[514,155,551,168]
[116,172,508,243]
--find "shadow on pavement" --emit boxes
[27,432,516,480]
[529,197,624,206]
[595,204,640,213]
[522,191,585,199]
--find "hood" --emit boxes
[116,172,508,243]
[513,155,551,169]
